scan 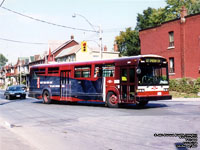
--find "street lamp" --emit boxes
[72,13,103,59]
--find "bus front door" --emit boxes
[60,70,71,101]
[120,67,135,103]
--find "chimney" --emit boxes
[114,43,118,52]
[104,45,107,51]
[180,6,187,23]
[71,35,74,40]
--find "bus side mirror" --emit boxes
[136,68,141,74]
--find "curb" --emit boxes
[171,98,200,101]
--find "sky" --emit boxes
[0,0,166,64]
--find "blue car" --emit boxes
[4,85,26,100]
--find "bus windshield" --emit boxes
[137,64,169,86]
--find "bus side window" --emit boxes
[33,72,38,79]
[94,66,102,78]
[75,66,91,78]
[31,68,45,80]
[48,67,59,74]
[31,69,38,79]
[102,64,115,77]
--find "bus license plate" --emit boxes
[157,92,162,96]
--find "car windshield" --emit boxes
[137,64,169,86]
[9,86,22,91]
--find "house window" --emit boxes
[169,31,174,47]
[71,55,75,62]
[169,58,175,73]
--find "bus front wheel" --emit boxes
[106,92,118,108]
[42,90,51,104]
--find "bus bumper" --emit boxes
[136,95,172,101]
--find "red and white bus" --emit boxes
[29,55,172,108]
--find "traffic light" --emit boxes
[81,41,87,52]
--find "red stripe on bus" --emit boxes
[137,91,169,96]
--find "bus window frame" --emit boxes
[94,64,115,78]
[31,68,46,79]
[47,67,59,75]
[74,65,91,78]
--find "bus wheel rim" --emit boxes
[44,93,49,102]
[109,95,117,104]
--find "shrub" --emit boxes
[169,78,200,94]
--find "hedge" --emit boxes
[169,78,200,94]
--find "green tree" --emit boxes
[0,53,8,67]
[115,27,140,56]
[136,0,200,31]
[115,0,200,56]
[135,7,166,31]
[165,0,200,20]
[188,0,200,14]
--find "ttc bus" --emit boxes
[29,55,172,108]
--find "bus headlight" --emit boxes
[164,88,169,91]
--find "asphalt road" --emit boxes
[0,90,199,150]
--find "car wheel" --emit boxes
[42,90,51,104]
[8,95,12,100]
[21,95,26,99]
[106,92,118,108]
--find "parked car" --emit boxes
[4,85,26,100]
[19,84,27,92]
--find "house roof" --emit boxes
[55,44,81,58]
[52,39,79,54]
[16,57,29,66]
[55,44,120,59]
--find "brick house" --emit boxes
[29,36,79,68]
[139,6,200,79]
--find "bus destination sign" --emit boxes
[145,58,161,63]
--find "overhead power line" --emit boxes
[0,37,47,45]
[0,0,6,7]
[1,6,97,33]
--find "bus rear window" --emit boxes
[75,66,91,78]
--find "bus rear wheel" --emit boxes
[106,92,118,108]
[42,90,51,104]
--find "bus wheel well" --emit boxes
[136,101,148,107]
[106,91,118,108]
[42,90,51,104]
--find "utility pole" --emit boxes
[99,25,103,59]
[19,64,21,85]
[73,13,103,59]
